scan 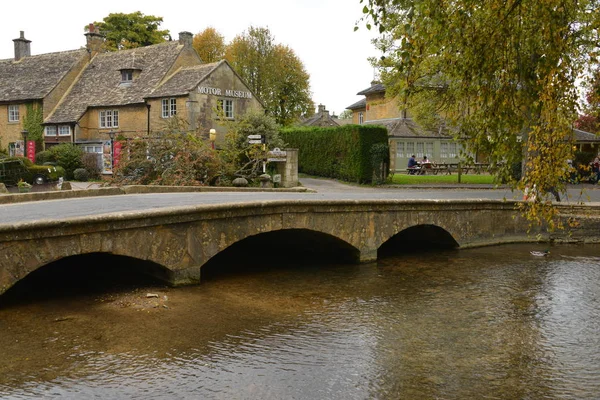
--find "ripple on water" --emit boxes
[1,244,600,399]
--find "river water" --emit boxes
[1,243,600,399]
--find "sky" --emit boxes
[0,0,382,116]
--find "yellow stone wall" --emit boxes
[76,104,149,142]
[0,103,26,146]
[147,97,189,134]
[366,93,402,121]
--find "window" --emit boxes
[426,142,434,158]
[8,105,19,122]
[58,125,70,136]
[449,142,457,158]
[161,98,177,118]
[45,126,57,136]
[396,142,405,158]
[359,112,364,124]
[217,99,234,119]
[440,142,448,158]
[82,145,102,153]
[121,69,133,83]
[406,142,414,156]
[416,142,424,158]
[100,110,119,128]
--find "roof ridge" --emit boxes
[0,48,86,63]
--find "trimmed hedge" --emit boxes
[280,125,389,183]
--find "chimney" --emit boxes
[318,104,326,114]
[178,31,193,47]
[85,24,104,55]
[13,31,31,61]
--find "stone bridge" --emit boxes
[1,199,599,295]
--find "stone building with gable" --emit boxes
[299,104,339,127]
[346,81,461,172]
[0,28,262,172]
[347,81,600,172]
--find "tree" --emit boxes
[576,70,600,134]
[338,110,353,120]
[360,0,600,227]
[88,12,170,51]
[269,45,313,126]
[225,26,313,126]
[193,27,226,63]
[218,111,284,183]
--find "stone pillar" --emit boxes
[276,148,298,188]
[358,247,378,263]
[168,265,202,286]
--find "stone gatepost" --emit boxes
[276,148,299,188]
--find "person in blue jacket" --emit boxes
[407,155,419,175]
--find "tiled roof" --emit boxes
[573,128,600,142]
[364,117,449,138]
[46,41,184,124]
[346,98,366,110]
[147,62,220,98]
[0,49,86,102]
[301,113,340,127]
[356,83,386,96]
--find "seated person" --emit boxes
[419,156,433,174]
[407,155,420,175]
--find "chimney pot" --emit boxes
[178,31,193,47]
[13,31,31,61]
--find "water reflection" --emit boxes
[1,244,600,399]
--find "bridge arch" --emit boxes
[202,228,360,278]
[2,252,170,298]
[378,224,459,257]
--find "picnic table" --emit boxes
[397,162,490,175]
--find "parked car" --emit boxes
[0,157,65,186]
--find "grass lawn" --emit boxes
[390,174,497,185]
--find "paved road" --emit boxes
[0,178,598,225]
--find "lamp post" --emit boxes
[107,130,116,172]
[21,129,28,159]
[209,128,216,149]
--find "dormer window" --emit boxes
[121,69,133,83]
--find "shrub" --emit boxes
[48,144,83,179]
[81,153,102,179]
[73,168,89,182]
[280,125,389,183]
[35,150,55,165]
[111,133,220,186]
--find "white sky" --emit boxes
[0,0,381,116]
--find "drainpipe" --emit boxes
[146,103,151,135]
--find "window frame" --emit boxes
[99,110,119,128]
[217,99,234,119]
[45,126,58,137]
[8,105,19,123]
[121,69,133,83]
[358,112,364,124]
[58,125,71,136]
[161,98,177,118]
